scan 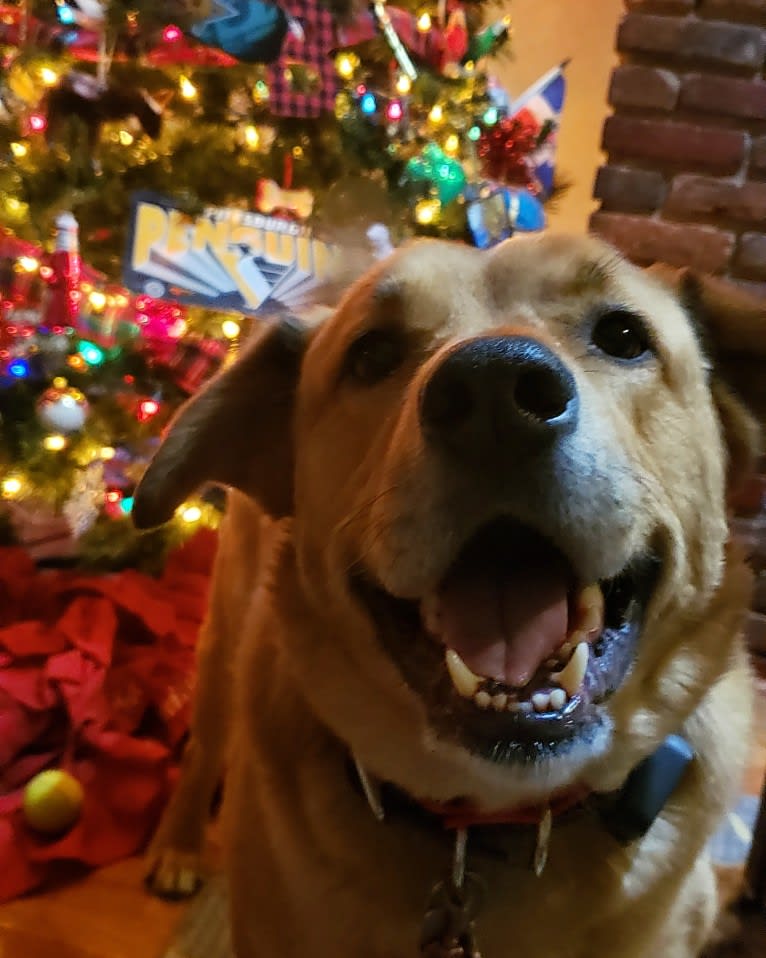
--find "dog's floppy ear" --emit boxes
[132,318,307,528]
[650,265,765,496]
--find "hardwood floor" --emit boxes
[1,680,764,958]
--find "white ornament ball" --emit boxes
[36,386,90,434]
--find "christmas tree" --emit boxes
[0,0,566,572]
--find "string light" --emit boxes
[39,67,59,87]
[88,290,107,311]
[68,355,87,372]
[78,340,105,366]
[417,12,432,31]
[244,125,260,150]
[52,376,68,390]
[387,100,403,122]
[335,53,358,79]
[137,398,160,422]
[99,446,116,460]
[415,198,441,225]
[119,497,134,515]
[468,125,481,141]
[43,434,67,451]
[483,106,499,126]
[179,76,197,100]
[395,74,412,96]
[180,504,202,523]
[17,256,39,272]
[1,477,23,498]
[360,92,377,115]
[428,104,444,124]
[118,130,134,145]
[10,142,28,158]
[444,133,460,155]
[221,319,240,339]
[163,24,182,42]
[29,114,47,133]
[8,358,30,378]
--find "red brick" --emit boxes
[609,64,680,111]
[602,116,746,174]
[626,0,695,11]
[666,174,766,222]
[751,135,766,173]
[589,211,735,272]
[680,74,766,119]
[699,1,766,25]
[734,232,766,280]
[618,14,765,70]
[594,165,668,213]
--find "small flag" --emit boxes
[511,60,569,200]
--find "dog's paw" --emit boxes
[145,847,206,900]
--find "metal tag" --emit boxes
[420,829,483,958]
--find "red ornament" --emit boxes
[478,113,540,189]
[42,213,82,327]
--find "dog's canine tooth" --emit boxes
[552,641,589,696]
[491,693,508,711]
[445,649,482,698]
[475,690,492,709]
[576,583,604,636]
[549,688,567,711]
[507,698,522,712]
[532,692,551,713]
[558,640,573,659]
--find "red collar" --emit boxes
[417,784,591,830]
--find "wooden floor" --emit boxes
[1,683,764,958]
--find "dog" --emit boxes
[133,234,765,957]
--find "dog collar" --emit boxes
[353,733,694,846]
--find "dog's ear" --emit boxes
[649,265,765,497]
[132,318,307,528]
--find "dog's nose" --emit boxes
[420,336,578,455]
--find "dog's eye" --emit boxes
[591,309,653,361]
[344,329,405,385]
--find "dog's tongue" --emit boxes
[437,549,570,687]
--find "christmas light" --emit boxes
[444,133,460,155]
[56,4,76,25]
[68,355,87,372]
[483,106,499,126]
[395,74,412,96]
[1,477,23,498]
[180,505,202,523]
[468,125,481,141]
[8,358,30,378]
[253,80,269,102]
[163,24,182,42]
[429,104,444,124]
[99,446,116,460]
[137,398,160,422]
[335,53,357,79]
[415,198,441,225]
[244,125,260,149]
[105,490,122,504]
[10,142,28,158]
[179,76,198,100]
[118,130,134,146]
[18,256,39,272]
[387,100,403,122]
[120,497,134,515]
[221,319,241,339]
[43,434,67,451]
[78,341,105,366]
[88,290,107,311]
[417,12,432,31]
[39,67,59,87]
[52,377,68,390]
[360,92,377,115]
[29,114,47,133]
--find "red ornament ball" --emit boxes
[478,113,540,189]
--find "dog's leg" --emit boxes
[146,497,265,899]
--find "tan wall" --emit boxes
[494,0,623,234]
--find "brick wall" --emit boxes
[591,0,766,294]
[591,0,766,660]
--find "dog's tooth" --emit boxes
[532,692,550,713]
[475,690,492,709]
[544,658,558,670]
[421,593,442,635]
[507,698,522,712]
[491,693,508,711]
[445,649,482,698]
[549,688,567,711]
[558,641,573,659]
[552,641,589,697]
[576,583,604,636]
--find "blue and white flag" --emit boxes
[511,60,569,200]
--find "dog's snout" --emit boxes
[420,336,578,456]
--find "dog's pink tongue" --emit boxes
[438,556,570,687]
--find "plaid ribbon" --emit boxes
[267,0,337,118]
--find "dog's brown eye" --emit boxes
[591,309,652,361]
[344,329,405,385]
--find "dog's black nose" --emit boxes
[420,336,578,456]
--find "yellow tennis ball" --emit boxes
[23,769,84,835]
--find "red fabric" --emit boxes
[0,530,217,903]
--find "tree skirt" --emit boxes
[0,530,217,903]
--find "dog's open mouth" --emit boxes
[354,519,660,762]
